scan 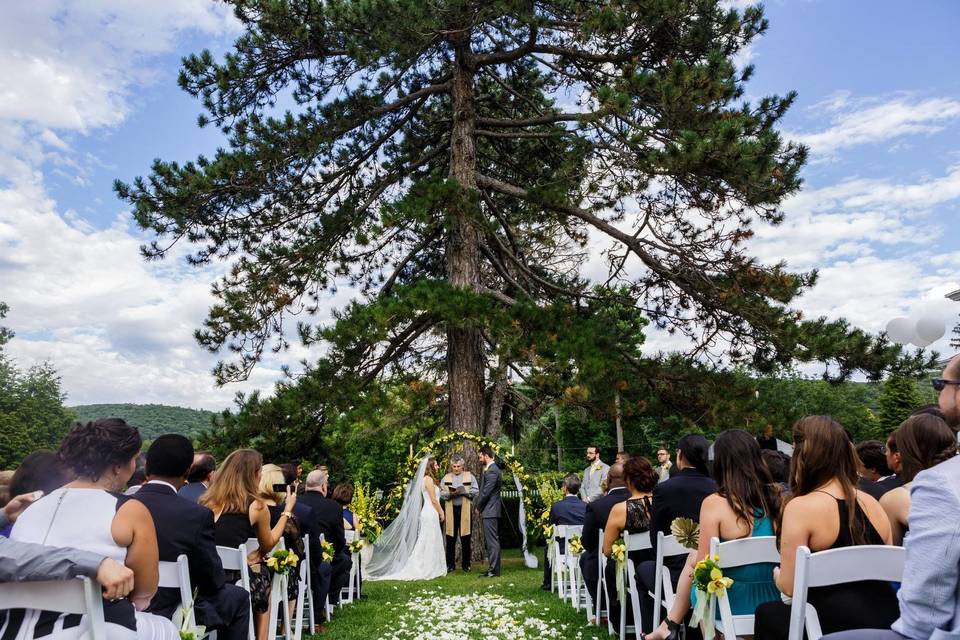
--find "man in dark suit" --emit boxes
[579,463,628,616]
[542,473,587,590]
[131,436,249,640]
[178,452,215,503]
[298,469,352,607]
[476,446,503,577]
[638,434,716,635]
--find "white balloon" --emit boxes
[913,337,933,348]
[886,317,917,344]
[916,316,946,343]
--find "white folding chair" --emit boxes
[552,525,580,600]
[788,544,905,640]
[709,536,780,639]
[621,529,653,639]
[293,533,315,640]
[595,528,608,625]
[248,537,293,640]
[562,525,585,610]
[217,544,255,640]
[650,532,691,630]
[158,554,201,632]
[341,530,361,605]
[0,577,106,640]
[317,534,334,622]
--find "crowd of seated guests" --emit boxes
[0,421,355,640]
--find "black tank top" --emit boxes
[215,511,255,549]
[625,496,653,533]
[815,492,885,548]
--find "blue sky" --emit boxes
[1,0,958,410]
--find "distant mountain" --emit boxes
[69,403,219,440]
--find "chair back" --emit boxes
[709,536,780,639]
[788,545,905,640]
[651,532,691,628]
[216,544,256,640]
[620,530,654,638]
[157,554,195,627]
[0,577,107,640]
[344,529,357,543]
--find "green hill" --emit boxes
[69,403,219,440]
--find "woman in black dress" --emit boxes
[603,456,660,634]
[753,416,899,639]
[201,450,297,640]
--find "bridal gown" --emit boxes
[370,486,447,581]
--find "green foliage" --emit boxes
[116,0,924,450]
[71,404,218,441]
[877,375,927,436]
[0,357,75,469]
[0,302,13,350]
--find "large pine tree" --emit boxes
[118,0,916,435]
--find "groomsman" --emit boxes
[440,455,479,573]
[580,445,609,503]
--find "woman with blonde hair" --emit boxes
[201,450,296,640]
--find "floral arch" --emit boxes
[384,431,540,567]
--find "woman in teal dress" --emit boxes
[643,430,783,640]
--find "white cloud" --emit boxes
[792,93,960,159]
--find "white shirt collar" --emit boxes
[484,462,493,471]
[145,479,179,493]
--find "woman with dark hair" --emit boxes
[881,414,956,544]
[0,450,74,536]
[753,416,898,639]
[603,455,660,633]
[201,449,296,640]
[332,483,358,532]
[10,419,176,640]
[646,430,783,640]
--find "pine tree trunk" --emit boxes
[446,37,485,438]
[485,365,509,438]
[615,390,624,452]
[553,405,563,471]
[447,37,488,566]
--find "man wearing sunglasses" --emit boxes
[933,372,960,429]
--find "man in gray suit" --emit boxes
[824,355,960,640]
[476,445,503,577]
[580,445,609,503]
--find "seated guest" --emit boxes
[753,416,898,640]
[603,456,658,634]
[880,414,956,544]
[11,419,177,640]
[259,464,305,610]
[615,451,631,465]
[761,448,791,491]
[0,469,14,505]
[822,356,960,640]
[132,435,249,640]
[543,474,587,590]
[873,430,905,496]
[299,468,352,608]
[579,463,628,620]
[856,439,892,500]
[646,430,782,639]
[179,452,216,502]
[282,465,328,630]
[1,450,73,535]
[1,489,135,593]
[332,484,357,532]
[201,449,295,640]
[123,453,148,495]
[636,434,716,615]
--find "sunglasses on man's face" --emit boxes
[932,378,960,391]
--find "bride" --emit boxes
[366,455,447,581]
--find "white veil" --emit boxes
[366,454,429,578]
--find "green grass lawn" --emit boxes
[313,550,614,639]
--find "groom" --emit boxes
[476,445,503,578]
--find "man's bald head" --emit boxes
[940,355,960,428]
[607,463,625,489]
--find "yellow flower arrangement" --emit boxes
[320,540,335,563]
[567,535,584,556]
[265,549,299,576]
[689,554,734,638]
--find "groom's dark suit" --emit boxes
[476,462,504,576]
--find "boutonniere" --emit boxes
[594,462,602,471]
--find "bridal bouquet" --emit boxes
[689,555,734,638]
[321,540,335,563]
[266,548,299,575]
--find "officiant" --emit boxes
[440,454,479,573]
